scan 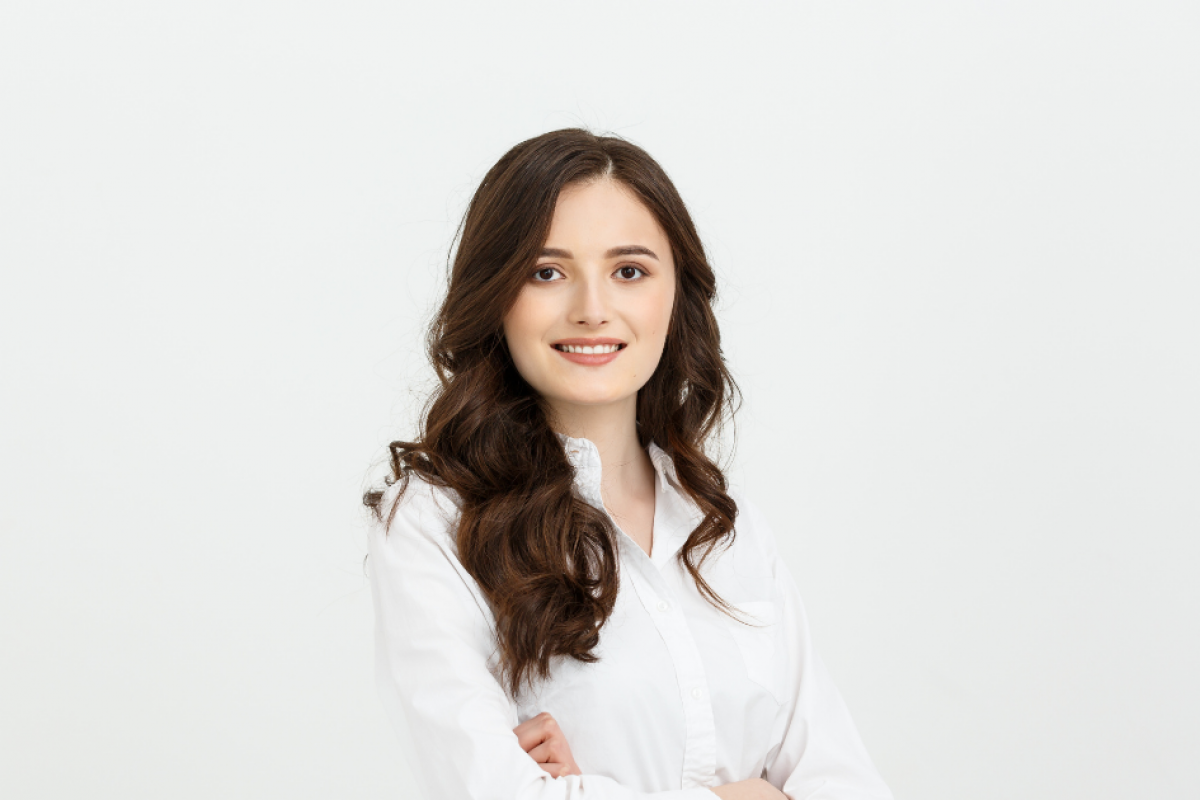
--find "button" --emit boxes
[657,600,670,612]
[691,687,702,700]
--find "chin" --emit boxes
[551,390,635,408]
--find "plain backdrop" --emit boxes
[2,2,1197,798]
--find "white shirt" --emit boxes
[368,434,893,799]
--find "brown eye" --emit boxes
[617,265,646,280]
[533,267,561,282]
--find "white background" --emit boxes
[2,2,1197,798]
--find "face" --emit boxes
[502,178,676,424]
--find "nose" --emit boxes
[569,272,610,327]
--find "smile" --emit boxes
[553,343,625,354]
[550,340,627,366]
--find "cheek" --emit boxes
[503,294,534,343]
[638,283,675,341]
[503,293,549,369]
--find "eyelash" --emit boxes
[531,264,648,282]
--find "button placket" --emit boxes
[625,559,717,789]
[558,433,716,787]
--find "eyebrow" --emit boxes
[539,245,659,261]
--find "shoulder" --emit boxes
[365,472,499,643]
[366,471,494,609]
[729,485,784,563]
[368,470,463,550]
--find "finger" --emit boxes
[526,741,554,763]
[526,743,581,777]
[512,727,551,752]
[512,713,555,751]
[534,762,571,778]
[513,727,548,753]
[527,739,573,764]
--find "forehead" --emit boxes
[546,179,671,256]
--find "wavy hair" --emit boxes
[365,128,742,697]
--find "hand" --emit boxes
[513,711,582,779]
[708,778,788,799]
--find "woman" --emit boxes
[365,129,893,799]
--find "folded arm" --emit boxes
[368,480,722,799]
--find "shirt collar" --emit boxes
[554,432,700,566]
[554,432,680,491]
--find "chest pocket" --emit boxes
[725,599,788,705]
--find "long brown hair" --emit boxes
[365,128,741,697]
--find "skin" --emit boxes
[503,178,786,800]
[502,176,675,557]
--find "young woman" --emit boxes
[365,129,893,799]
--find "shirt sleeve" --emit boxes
[367,477,718,800]
[738,497,894,800]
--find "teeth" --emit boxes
[557,344,621,354]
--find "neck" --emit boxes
[546,395,654,498]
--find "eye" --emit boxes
[616,265,647,281]
[531,266,563,282]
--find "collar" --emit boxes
[554,432,700,566]
[554,432,680,493]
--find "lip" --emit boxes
[551,337,627,347]
[550,337,626,366]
